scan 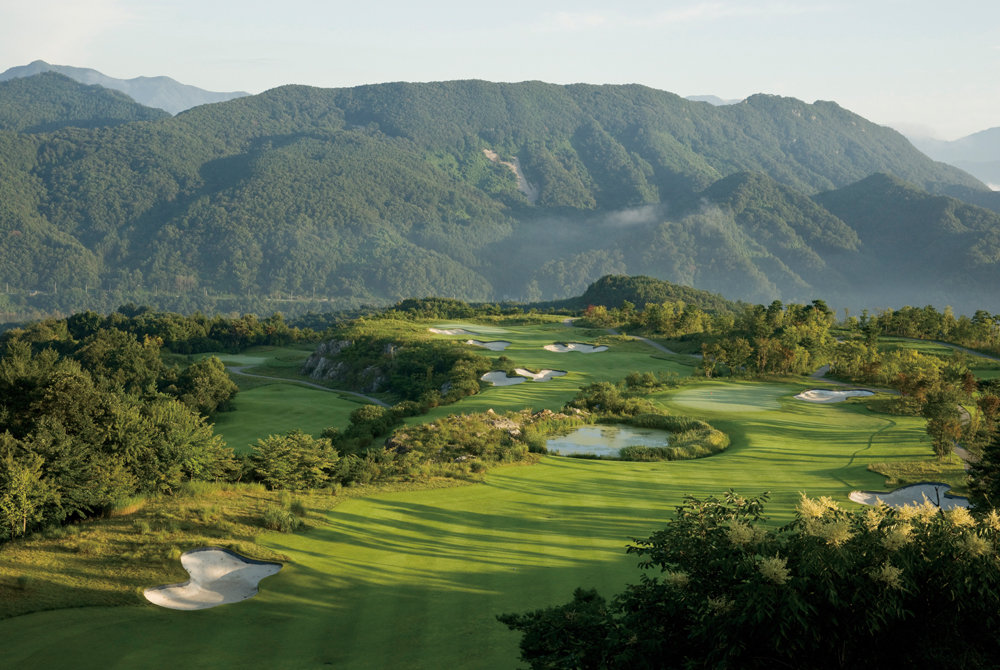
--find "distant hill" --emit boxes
[908,126,1000,189]
[0,60,249,114]
[0,72,168,132]
[0,78,998,318]
[685,95,742,106]
[813,173,1000,308]
[542,275,743,313]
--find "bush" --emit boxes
[290,499,307,517]
[500,492,1000,669]
[15,575,32,590]
[260,504,303,532]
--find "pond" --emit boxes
[546,424,671,457]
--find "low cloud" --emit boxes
[603,205,661,227]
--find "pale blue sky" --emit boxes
[2,0,997,138]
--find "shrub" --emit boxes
[16,575,32,590]
[260,505,303,533]
[290,499,307,517]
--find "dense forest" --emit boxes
[2,73,1000,320]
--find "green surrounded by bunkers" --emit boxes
[0,322,966,669]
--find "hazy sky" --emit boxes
[2,0,997,138]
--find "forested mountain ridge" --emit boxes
[0,72,169,132]
[1,74,999,319]
[0,60,250,114]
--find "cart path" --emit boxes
[227,366,391,407]
[603,328,703,357]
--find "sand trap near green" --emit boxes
[671,383,788,413]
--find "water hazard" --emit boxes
[546,424,671,457]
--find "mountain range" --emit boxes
[0,60,249,114]
[0,71,999,318]
[908,127,1000,189]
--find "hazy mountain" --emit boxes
[0,60,249,114]
[907,126,1000,189]
[685,95,742,106]
[1,76,998,318]
[0,72,169,132]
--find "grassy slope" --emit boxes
[211,384,368,453]
[169,345,377,453]
[0,364,957,669]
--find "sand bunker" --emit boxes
[849,483,969,510]
[544,343,609,354]
[514,368,567,382]
[144,547,282,610]
[466,339,511,351]
[795,389,874,403]
[429,328,476,336]
[481,371,527,386]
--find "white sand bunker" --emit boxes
[795,389,874,403]
[466,339,511,351]
[849,482,969,510]
[514,368,567,382]
[144,547,282,610]
[429,328,476,336]
[544,342,609,354]
[481,371,527,386]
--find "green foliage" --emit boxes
[1,78,998,319]
[259,504,303,533]
[162,356,239,415]
[558,274,742,314]
[0,72,169,133]
[0,337,238,540]
[248,431,340,491]
[500,491,1000,669]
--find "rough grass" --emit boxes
[867,454,968,493]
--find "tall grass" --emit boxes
[260,505,303,533]
[105,495,147,517]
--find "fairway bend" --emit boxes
[832,414,897,488]
[226,366,390,407]
[604,328,701,358]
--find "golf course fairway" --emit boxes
[0,381,955,670]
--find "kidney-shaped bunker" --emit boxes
[144,547,282,610]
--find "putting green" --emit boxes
[671,383,787,413]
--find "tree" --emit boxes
[165,356,239,415]
[248,431,340,490]
[499,491,1000,669]
[968,428,1000,511]
[0,449,57,539]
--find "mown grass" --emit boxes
[0,375,958,670]
[211,384,368,453]
[0,322,969,669]
[409,321,692,423]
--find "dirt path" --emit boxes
[227,366,390,407]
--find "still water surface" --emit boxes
[546,424,671,457]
